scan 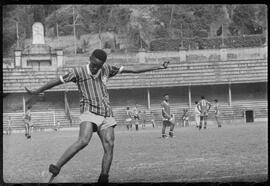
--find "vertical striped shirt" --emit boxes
[213,103,220,115]
[24,110,31,121]
[197,99,211,113]
[60,63,123,117]
[161,100,170,120]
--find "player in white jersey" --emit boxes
[197,96,211,130]
[194,101,200,128]
[213,99,222,128]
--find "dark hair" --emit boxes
[201,96,205,99]
[27,105,32,109]
[126,107,129,109]
[214,99,218,102]
[195,101,198,104]
[91,49,107,62]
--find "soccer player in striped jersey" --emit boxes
[25,49,169,183]
[197,96,211,130]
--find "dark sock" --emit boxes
[49,164,60,177]
[98,174,109,183]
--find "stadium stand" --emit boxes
[3,39,267,131]
[150,34,266,51]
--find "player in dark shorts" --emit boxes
[197,96,211,130]
[133,104,140,131]
[161,94,175,138]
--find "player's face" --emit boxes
[89,56,105,75]
[164,95,169,101]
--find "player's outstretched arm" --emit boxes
[25,78,63,95]
[121,61,169,73]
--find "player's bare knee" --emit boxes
[104,137,114,153]
[78,137,90,148]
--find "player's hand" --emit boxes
[25,87,39,95]
[162,61,170,69]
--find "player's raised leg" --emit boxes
[97,126,115,183]
[49,121,94,177]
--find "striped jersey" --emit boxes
[161,100,170,119]
[60,63,122,117]
[24,110,31,121]
[133,107,139,118]
[197,99,211,113]
[213,103,220,115]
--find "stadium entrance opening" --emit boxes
[245,110,254,123]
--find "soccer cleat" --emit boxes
[27,135,31,139]
[49,164,60,177]
[98,174,109,183]
[169,131,174,138]
[162,134,168,139]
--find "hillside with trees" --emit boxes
[2,4,267,57]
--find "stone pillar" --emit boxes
[228,83,232,106]
[179,46,187,62]
[137,48,146,63]
[56,49,64,67]
[147,88,151,109]
[23,94,25,113]
[188,85,192,109]
[14,49,22,68]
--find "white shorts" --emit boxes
[79,111,117,132]
[126,118,132,122]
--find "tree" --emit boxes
[2,5,35,56]
[230,5,263,35]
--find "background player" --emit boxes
[197,96,211,130]
[125,107,133,130]
[213,99,222,128]
[23,106,32,139]
[194,101,200,128]
[161,94,175,138]
[133,104,140,131]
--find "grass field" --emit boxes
[3,121,268,184]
